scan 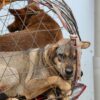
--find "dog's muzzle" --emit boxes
[65,66,73,79]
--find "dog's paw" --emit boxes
[58,82,71,94]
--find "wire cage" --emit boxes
[0,0,64,34]
[0,0,87,100]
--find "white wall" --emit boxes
[94,0,100,100]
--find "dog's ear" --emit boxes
[9,8,26,16]
[48,43,58,59]
[9,9,20,16]
[50,44,58,54]
[81,41,90,49]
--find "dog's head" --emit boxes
[7,4,43,32]
[47,39,90,80]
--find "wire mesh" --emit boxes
[0,0,85,100]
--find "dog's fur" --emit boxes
[0,39,90,100]
[0,4,63,51]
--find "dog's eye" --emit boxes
[58,54,66,61]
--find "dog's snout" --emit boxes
[65,66,73,76]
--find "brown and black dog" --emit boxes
[0,3,63,51]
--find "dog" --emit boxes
[0,38,90,100]
[0,3,63,51]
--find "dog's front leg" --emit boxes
[47,76,71,92]
[63,97,69,100]
[24,76,71,99]
[62,97,69,100]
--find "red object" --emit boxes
[71,83,87,100]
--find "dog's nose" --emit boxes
[65,66,73,76]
